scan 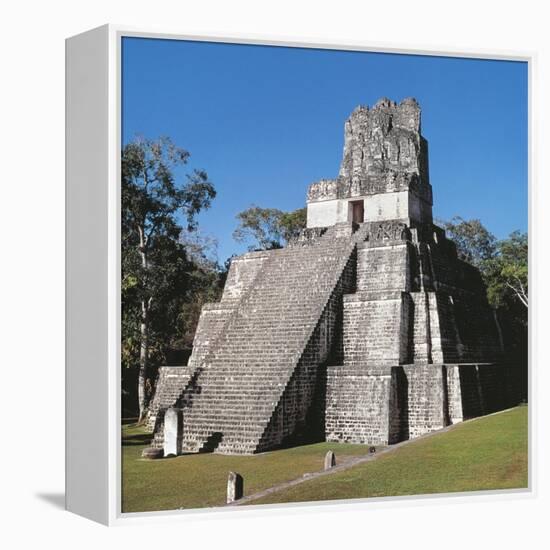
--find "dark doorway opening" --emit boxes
[349,200,364,224]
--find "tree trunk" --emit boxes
[137,225,150,424]
[506,281,528,308]
[137,299,149,423]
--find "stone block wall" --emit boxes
[387,362,515,443]
[429,292,464,364]
[455,363,511,420]
[146,366,193,431]
[408,289,500,366]
[402,364,448,438]
[388,366,410,443]
[410,292,432,362]
[387,362,515,442]
[450,295,503,363]
[326,361,518,447]
[325,365,393,444]
[342,291,410,366]
[445,365,464,423]
[189,250,274,369]
[322,217,513,448]
[221,251,273,302]
[187,303,235,369]
[148,250,274,444]
[258,249,358,451]
[356,242,410,292]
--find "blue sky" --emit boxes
[122,38,528,264]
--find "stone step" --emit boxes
[152,224,368,454]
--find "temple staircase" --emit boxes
[169,223,367,454]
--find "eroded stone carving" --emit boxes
[339,97,428,183]
[367,221,411,242]
[307,179,338,202]
[288,227,328,247]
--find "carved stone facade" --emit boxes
[306,98,432,229]
[148,98,522,455]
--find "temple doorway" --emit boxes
[349,200,364,224]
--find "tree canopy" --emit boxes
[439,216,497,268]
[122,136,218,420]
[485,230,528,310]
[441,216,527,315]
[233,205,307,250]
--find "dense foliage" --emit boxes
[440,216,497,267]
[121,136,221,420]
[441,216,528,317]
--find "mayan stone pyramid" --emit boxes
[148,98,520,455]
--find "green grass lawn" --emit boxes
[122,426,375,513]
[121,406,528,513]
[253,406,529,505]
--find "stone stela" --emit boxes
[227,472,244,503]
[146,98,522,456]
[163,407,182,457]
[324,451,336,470]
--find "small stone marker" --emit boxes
[227,471,244,503]
[141,447,163,459]
[324,450,336,470]
[163,407,181,457]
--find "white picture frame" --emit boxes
[65,24,533,526]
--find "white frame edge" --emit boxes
[66,23,120,526]
[65,24,534,526]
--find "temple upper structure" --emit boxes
[306,98,432,228]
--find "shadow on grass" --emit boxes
[122,433,153,446]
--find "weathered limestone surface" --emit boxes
[151,222,369,454]
[307,98,432,228]
[146,250,274,437]
[227,472,244,503]
[163,407,182,457]
[339,98,428,183]
[151,98,521,455]
[326,365,393,444]
[324,450,336,470]
[146,366,192,432]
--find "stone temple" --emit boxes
[148,98,521,455]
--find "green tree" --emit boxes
[122,136,216,421]
[441,217,527,313]
[485,231,528,310]
[279,208,308,242]
[233,205,307,250]
[439,216,497,267]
